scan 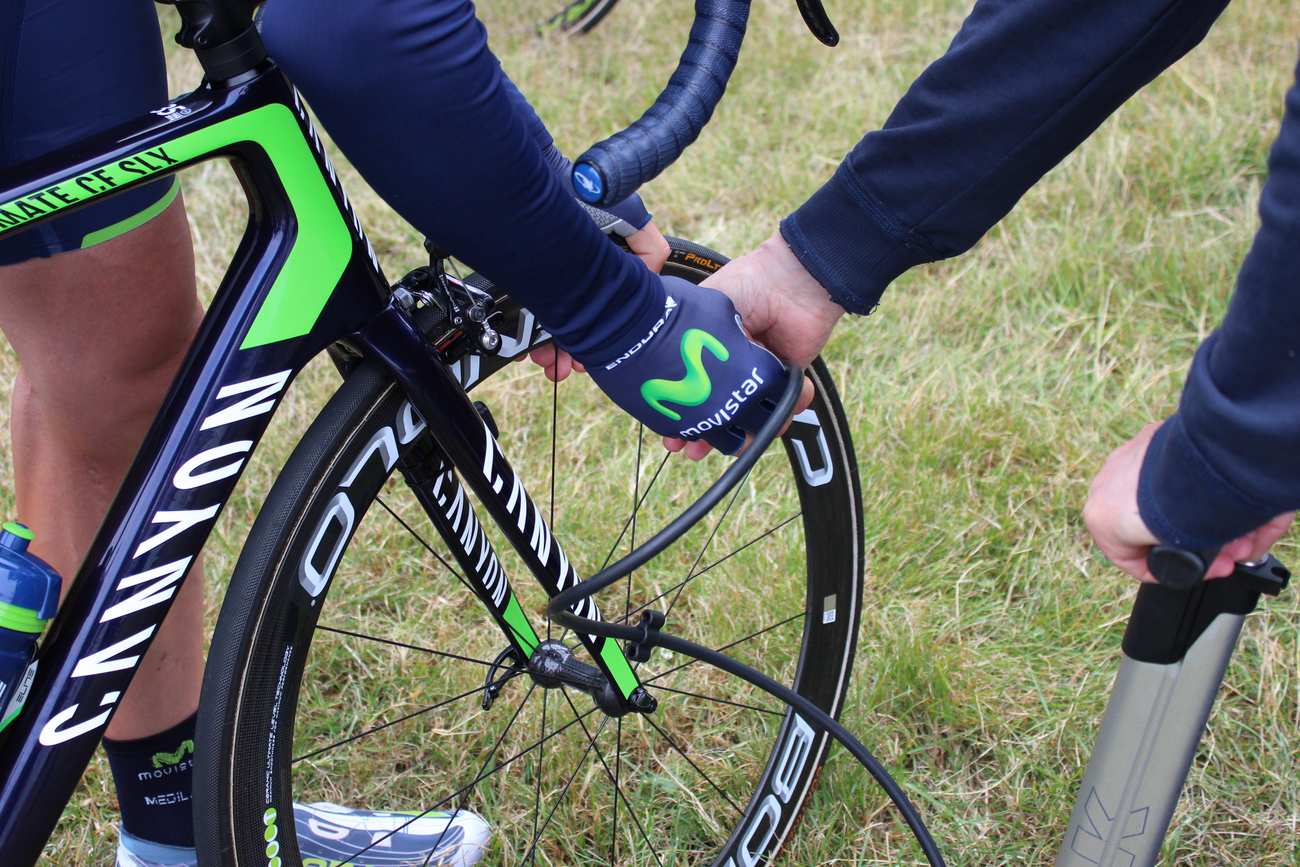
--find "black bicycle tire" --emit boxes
[194,239,865,866]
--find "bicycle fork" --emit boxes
[1056,557,1290,866]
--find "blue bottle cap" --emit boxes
[0,522,34,551]
[0,522,61,626]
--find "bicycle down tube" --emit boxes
[0,65,643,861]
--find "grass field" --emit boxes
[4,0,1297,863]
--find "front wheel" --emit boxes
[195,239,864,866]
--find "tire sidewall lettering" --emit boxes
[788,409,834,487]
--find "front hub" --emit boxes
[525,639,654,717]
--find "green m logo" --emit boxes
[152,738,195,769]
[641,329,729,421]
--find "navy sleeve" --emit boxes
[258,0,662,365]
[781,0,1229,314]
[1137,63,1300,549]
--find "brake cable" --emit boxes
[547,365,948,867]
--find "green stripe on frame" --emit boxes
[79,177,180,250]
[502,593,540,655]
[0,101,351,350]
[154,103,351,349]
[599,638,640,697]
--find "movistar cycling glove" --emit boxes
[583,277,788,455]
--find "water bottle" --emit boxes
[0,522,60,734]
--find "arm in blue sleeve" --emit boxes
[1137,61,1300,549]
[257,0,661,364]
[781,0,1229,314]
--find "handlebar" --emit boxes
[568,0,837,206]
[572,0,752,206]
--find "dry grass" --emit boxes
[3,0,1295,864]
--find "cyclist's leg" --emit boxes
[0,204,204,737]
[0,0,202,739]
[0,0,204,856]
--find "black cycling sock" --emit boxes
[103,711,197,849]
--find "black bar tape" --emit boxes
[573,0,750,205]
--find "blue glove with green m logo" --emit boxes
[586,276,787,455]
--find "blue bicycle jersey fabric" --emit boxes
[782,0,1300,549]
[1139,70,1300,549]
[0,0,176,264]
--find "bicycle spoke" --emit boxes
[521,714,614,864]
[621,513,802,625]
[530,684,550,867]
[549,374,558,527]
[611,716,623,865]
[559,689,665,867]
[557,436,667,647]
[342,680,540,862]
[316,624,496,668]
[293,674,516,764]
[683,512,804,593]
[641,713,743,818]
[375,493,476,597]
[430,680,541,867]
[657,443,785,626]
[547,371,559,641]
[660,478,747,624]
[645,610,807,686]
[626,423,644,612]
[612,422,644,865]
[648,683,783,716]
[598,451,671,572]
[341,699,604,864]
[428,703,601,825]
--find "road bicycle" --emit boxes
[0,0,915,863]
[0,1,1289,865]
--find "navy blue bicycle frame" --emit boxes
[0,61,646,862]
